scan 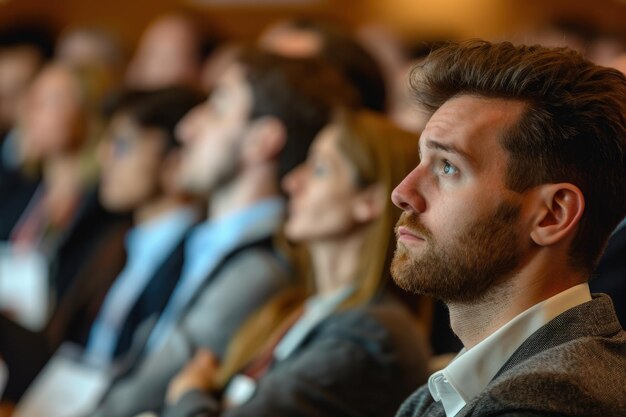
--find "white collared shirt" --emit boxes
[428,283,592,417]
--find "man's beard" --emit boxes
[391,201,523,304]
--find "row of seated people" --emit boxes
[0,13,624,417]
[0,42,432,416]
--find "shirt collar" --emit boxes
[613,216,626,235]
[125,206,197,263]
[428,282,592,417]
[273,285,355,362]
[185,197,285,262]
[304,285,355,315]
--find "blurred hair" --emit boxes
[18,61,112,181]
[288,19,387,112]
[236,47,359,180]
[0,22,55,60]
[410,39,626,272]
[103,87,203,150]
[333,110,420,307]
[215,109,420,387]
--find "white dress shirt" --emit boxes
[428,283,592,417]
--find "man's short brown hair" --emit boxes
[236,47,358,180]
[410,40,626,273]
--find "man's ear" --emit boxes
[241,116,286,165]
[529,183,585,247]
[159,149,182,194]
[352,182,386,224]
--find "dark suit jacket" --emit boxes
[163,295,430,417]
[396,294,626,417]
[0,159,39,241]
[49,186,132,301]
[112,236,186,358]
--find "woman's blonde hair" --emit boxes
[215,109,420,387]
[332,109,419,308]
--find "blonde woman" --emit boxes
[163,110,430,417]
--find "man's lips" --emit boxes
[397,226,425,242]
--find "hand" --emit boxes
[166,349,219,405]
[0,401,15,417]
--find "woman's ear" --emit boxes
[529,183,585,247]
[353,182,387,224]
[241,116,286,165]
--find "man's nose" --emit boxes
[391,167,427,213]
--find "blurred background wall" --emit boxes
[1,0,625,56]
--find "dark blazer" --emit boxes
[49,186,132,301]
[0,160,39,241]
[396,294,626,417]
[590,225,626,328]
[163,295,430,417]
[112,236,186,358]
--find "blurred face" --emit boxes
[176,63,252,196]
[259,24,322,58]
[19,65,83,161]
[282,124,364,243]
[0,47,41,132]
[391,95,528,303]
[99,113,166,212]
[125,16,199,89]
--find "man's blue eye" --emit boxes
[442,161,458,176]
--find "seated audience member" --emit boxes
[57,87,204,363]
[161,110,429,417]
[0,60,125,402]
[391,40,626,417]
[259,18,387,112]
[1,60,108,305]
[0,87,202,404]
[55,25,125,88]
[0,24,53,239]
[88,48,357,417]
[0,24,53,139]
[124,13,210,91]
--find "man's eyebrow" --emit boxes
[423,139,476,166]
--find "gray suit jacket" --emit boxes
[88,244,292,417]
[396,294,626,417]
[162,295,430,417]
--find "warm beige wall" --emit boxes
[1,0,624,50]
[0,0,531,46]
[362,0,537,40]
